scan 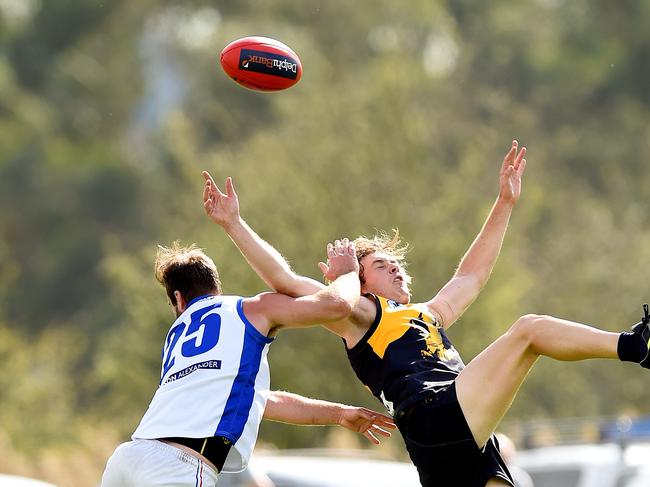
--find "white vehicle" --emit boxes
[625,465,650,487]
[219,449,421,487]
[515,443,626,487]
[618,443,650,487]
[0,474,57,487]
[515,442,650,487]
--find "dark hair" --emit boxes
[154,242,222,306]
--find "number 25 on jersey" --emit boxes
[161,302,222,381]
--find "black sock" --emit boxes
[617,332,647,363]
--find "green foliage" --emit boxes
[1,1,649,482]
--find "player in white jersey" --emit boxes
[101,208,394,486]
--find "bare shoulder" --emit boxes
[328,294,375,347]
[352,294,379,325]
[240,293,276,336]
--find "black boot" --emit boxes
[618,304,650,367]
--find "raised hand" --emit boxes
[337,406,396,445]
[318,238,359,282]
[499,140,527,204]
[202,171,240,228]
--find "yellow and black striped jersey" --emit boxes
[346,294,465,415]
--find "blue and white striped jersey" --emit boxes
[132,294,273,473]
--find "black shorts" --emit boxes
[394,382,514,487]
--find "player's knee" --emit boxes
[508,314,546,351]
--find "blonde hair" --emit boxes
[353,229,410,285]
[154,241,221,306]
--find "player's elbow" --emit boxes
[455,272,485,293]
[476,273,491,290]
[473,269,494,290]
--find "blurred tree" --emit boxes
[0,1,649,484]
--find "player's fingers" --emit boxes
[502,140,518,167]
[340,238,355,256]
[202,170,216,184]
[347,241,356,256]
[203,181,211,202]
[514,146,526,169]
[201,172,225,198]
[517,158,527,177]
[375,417,397,429]
[335,239,346,255]
[318,262,329,276]
[373,411,395,422]
[370,426,392,437]
[202,172,222,196]
[359,408,394,425]
[327,243,336,259]
[225,177,237,197]
[363,430,380,445]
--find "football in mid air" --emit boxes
[220,36,302,92]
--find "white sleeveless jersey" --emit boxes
[132,294,273,473]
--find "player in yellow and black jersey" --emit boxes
[347,294,464,415]
[209,140,650,487]
[343,289,513,486]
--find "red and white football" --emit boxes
[220,36,302,92]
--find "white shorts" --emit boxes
[101,439,219,487]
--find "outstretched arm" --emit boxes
[244,240,361,335]
[203,171,324,297]
[427,140,527,329]
[264,391,396,445]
